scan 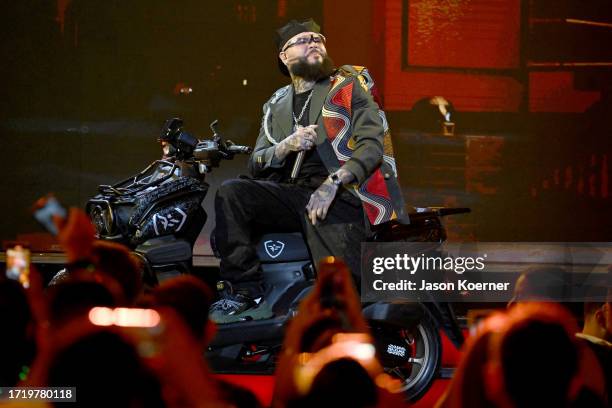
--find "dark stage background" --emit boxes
[1,0,611,255]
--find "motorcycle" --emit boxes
[86,118,470,401]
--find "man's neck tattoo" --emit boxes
[292,77,316,94]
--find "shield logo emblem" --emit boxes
[264,240,285,259]
[152,208,187,236]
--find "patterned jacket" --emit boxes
[249,65,407,226]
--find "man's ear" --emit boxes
[279,51,288,65]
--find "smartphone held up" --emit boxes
[6,245,31,288]
[32,195,67,236]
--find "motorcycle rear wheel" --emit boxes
[383,314,442,401]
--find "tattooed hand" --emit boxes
[306,178,339,225]
[274,125,318,161]
[285,125,318,151]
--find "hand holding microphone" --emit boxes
[284,124,318,152]
[288,125,317,182]
[273,124,318,166]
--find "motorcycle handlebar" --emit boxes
[226,144,252,154]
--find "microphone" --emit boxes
[288,123,316,182]
[289,151,306,182]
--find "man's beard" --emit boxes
[289,54,336,81]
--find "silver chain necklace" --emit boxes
[292,90,314,130]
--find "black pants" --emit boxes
[213,178,366,297]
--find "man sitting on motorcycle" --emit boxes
[210,19,406,323]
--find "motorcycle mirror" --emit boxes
[209,120,220,141]
[210,119,228,151]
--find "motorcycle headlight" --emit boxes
[90,204,113,236]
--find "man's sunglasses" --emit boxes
[282,34,326,52]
